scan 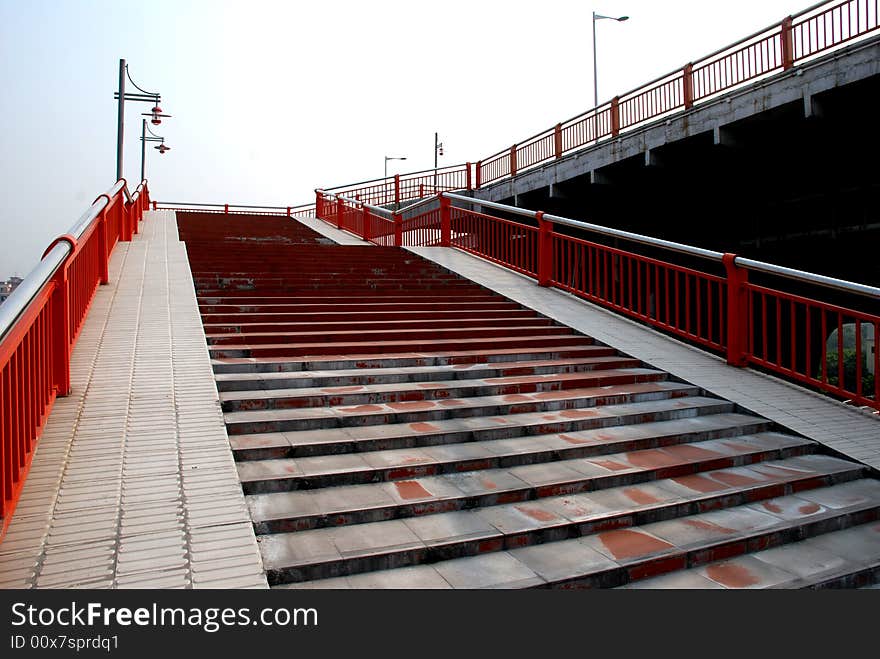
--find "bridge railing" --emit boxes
[473,0,879,186]
[153,201,316,219]
[315,188,879,412]
[0,179,150,538]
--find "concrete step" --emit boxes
[209,333,606,359]
[245,418,788,529]
[214,355,642,392]
[224,380,699,435]
[230,396,735,460]
[202,308,544,325]
[199,300,522,313]
[237,421,795,494]
[204,315,557,335]
[219,368,666,412]
[260,456,870,586]
[620,514,880,589]
[211,344,615,374]
[205,324,577,347]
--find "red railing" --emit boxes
[550,233,728,353]
[476,0,879,186]
[322,163,473,208]
[0,179,151,539]
[154,201,316,218]
[315,188,879,412]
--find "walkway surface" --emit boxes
[407,247,880,471]
[0,211,267,589]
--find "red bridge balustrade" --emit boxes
[314,189,879,412]
[0,179,151,539]
[476,0,880,186]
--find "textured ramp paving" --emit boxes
[177,212,880,589]
[0,211,267,589]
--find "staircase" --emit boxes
[178,212,880,589]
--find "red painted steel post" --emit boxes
[394,174,401,208]
[121,197,132,242]
[393,212,402,247]
[336,199,344,230]
[440,195,452,247]
[96,207,110,285]
[361,205,369,242]
[152,201,157,210]
[611,96,621,136]
[537,211,553,287]
[224,204,229,214]
[723,253,749,366]
[419,184,424,198]
[466,162,472,190]
[315,191,323,219]
[781,16,794,70]
[46,238,76,397]
[475,161,482,189]
[683,63,694,109]
[554,124,563,159]
[286,206,291,217]
[510,145,518,178]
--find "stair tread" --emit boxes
[214,356,639,386]
[219,367,665,403]
[229,396,735,454]
[245,420,796,522]
[237,427,804,490]
[224,381,694,427]
[262,462,873,585]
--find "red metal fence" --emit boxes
[0,179,150,539]
[154,201,315,218]
[476,0,880,186]
[314,189,879,412]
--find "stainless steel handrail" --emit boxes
[442,191,880,299]
[0,179,141,344]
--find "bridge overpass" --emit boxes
[1,0,879,589]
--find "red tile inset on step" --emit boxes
[394,481,434,501]
[592,529,675,561]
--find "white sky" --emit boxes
[0,0,812,278]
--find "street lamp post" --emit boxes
[433,132,444,191]
[140,119,171,182]
[592,12,629,110]
[384,155,407,179]
[114,58,170,181]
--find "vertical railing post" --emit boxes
[224,204,229,214]
[781,15,794,70]
[46,237,76,397]
[440,195,452,248]
[394,174,401,209]
[554,124,563,159]
[683,63,694,109]
[152,201,157,211]
[510,145,518,178]
[121,196,132,242]
[419,183,424,198]
[393,212,402,247]
[315,191,323,219]
[361,205,369,242]
[537,211,552,287]
[96,206,110,285]
[286,206,291,217]
[465,162,473,190]
[336,198,344,230]
[723,253,749,366]
[475,161,482,189]
[611,96,621,137]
